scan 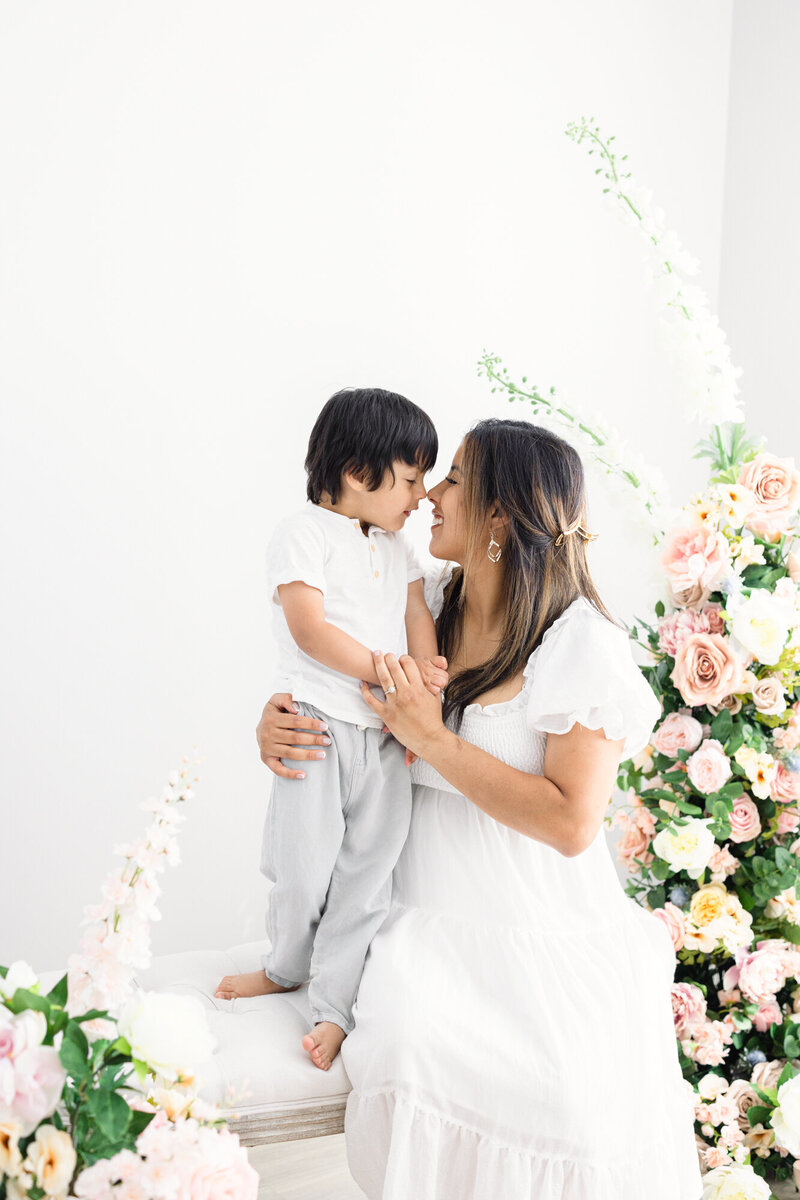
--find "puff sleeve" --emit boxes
[524,599,660,759]
[265,511,328,605]
[422,562,456,621]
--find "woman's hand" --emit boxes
[360,652,446,760]
[256,693,331,780]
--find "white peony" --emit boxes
[702,1163,772,1199]
[118,991,216,1082]
[729,589,791,665]
[652,818,716,880]
[0,962,38,1002]
[771,1073,800,1157]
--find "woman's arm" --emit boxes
[361,652,624,858]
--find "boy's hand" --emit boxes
[416,654,449,697]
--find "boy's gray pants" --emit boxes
[260,703,412,1034]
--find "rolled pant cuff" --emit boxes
[260,957,302,990]
[310,1007,354,1036]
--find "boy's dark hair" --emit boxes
[305,388,438,504]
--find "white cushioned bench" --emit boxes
[137,941,352,1146]
[41,941,351,1148]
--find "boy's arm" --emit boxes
[405,578,438,661]
[278,581,382,684]
[405,579,448,699]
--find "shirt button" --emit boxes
[371,544,376,552]
[374,570,379,578]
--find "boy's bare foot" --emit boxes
[214,969,299,1000]
[301,1022,346,1071]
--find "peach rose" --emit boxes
[751,675,787,716]
[671,633,744,708]
[661,525,730,599]
[724,1079,760,1131]
[739,452,800,541]
[788,545,800,583]
[651,711,704,757]
[728,796,762,844]
[25,1125,77,1198]
[653,902,685,951]
[671,982,707,1038]
[687,739,733,794]
[751,1058,785,1091]
[772,763,800,804]
[708,843,739,881]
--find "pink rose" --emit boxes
[739,452,800,541]
[661,525,730,600]
[753,1000,783,1032]
[772,763,800,804]
[651,711,704,756]
[777,808,800,836]
[728,796,762,844]
[686,738,733,794]
[671,982,707,1038]
[717,988,741,1006]
[704,603,726,635]
[653,902,686,951]
[671,633,744,708]
[737,945,787,1004]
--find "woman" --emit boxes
[257,419,702,1199]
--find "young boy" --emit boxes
[216,388,445,1069]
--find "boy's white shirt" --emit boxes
[266,502,425,728]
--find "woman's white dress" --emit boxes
[341,590,703,1200]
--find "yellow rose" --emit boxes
[690,883,726,927]
[0,1121,23,1178]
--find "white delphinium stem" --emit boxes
[67,759,199,1024]
[478,351,674,544]
[565,116,744,426]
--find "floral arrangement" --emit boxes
[0,763,259,1200]
[614,431,800,1193]
[485,117,800,1198]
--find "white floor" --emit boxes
[249,1135,800,1200]
[250,1134,365,1200]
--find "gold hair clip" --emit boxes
[554,522,599,546]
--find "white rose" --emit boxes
[0,962,38,1001]
[771,1073,800,1157]
[118,991,216,1082]
[702,1163,772,1199]
[652,818,716,879]
[730,590,790,665]
[25,1124,77,1197]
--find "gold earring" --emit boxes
[487,529,502,563]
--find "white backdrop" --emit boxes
[0,0,757,969]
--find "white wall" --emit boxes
[718,0,800,454]
[0,0,734,969]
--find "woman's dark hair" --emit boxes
[305,388,438,504]
[438,418,617,728]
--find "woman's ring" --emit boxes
[386,685,396,695]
